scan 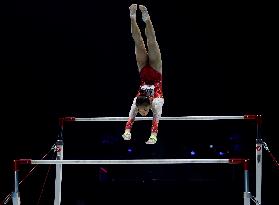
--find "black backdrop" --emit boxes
[1,1,278,205]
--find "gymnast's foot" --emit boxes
[129,4,137,20]
[139,5,150,22]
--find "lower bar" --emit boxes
[19,158,236,165]
[13,158,249,205]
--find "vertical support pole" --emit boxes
[54,118,64,205]
[255,115,262,205]
[12,160,20,205]
[243,159,251,205]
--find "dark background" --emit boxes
[1,1,278,205]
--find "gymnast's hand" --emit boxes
[122,130,131,140]
[145,133,157,144]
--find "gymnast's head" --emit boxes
[136,95,151,116]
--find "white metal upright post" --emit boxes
[255,116,262,205]
[243,159,251,205]
[256,139,262,204]
[54,139,63,205]
[12,161,20,205]
[54,118,64,205]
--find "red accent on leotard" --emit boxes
[151,119,159,133]
[137,65,163,98]
[125,118,134,130]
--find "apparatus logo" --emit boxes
[256,145,261,151]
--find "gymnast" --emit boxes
[122,4,164,144]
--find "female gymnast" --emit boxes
[122,4,164,144]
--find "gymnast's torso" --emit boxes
[137,65,163,98]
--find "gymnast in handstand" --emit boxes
[122,4,164,144]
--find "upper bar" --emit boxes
[17,159,244,165]
[76,116,245,121]
[63,115,257,122]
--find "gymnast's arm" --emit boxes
[150,97,164,136]
[124,97,138,133]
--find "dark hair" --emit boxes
[136,95,150,107]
